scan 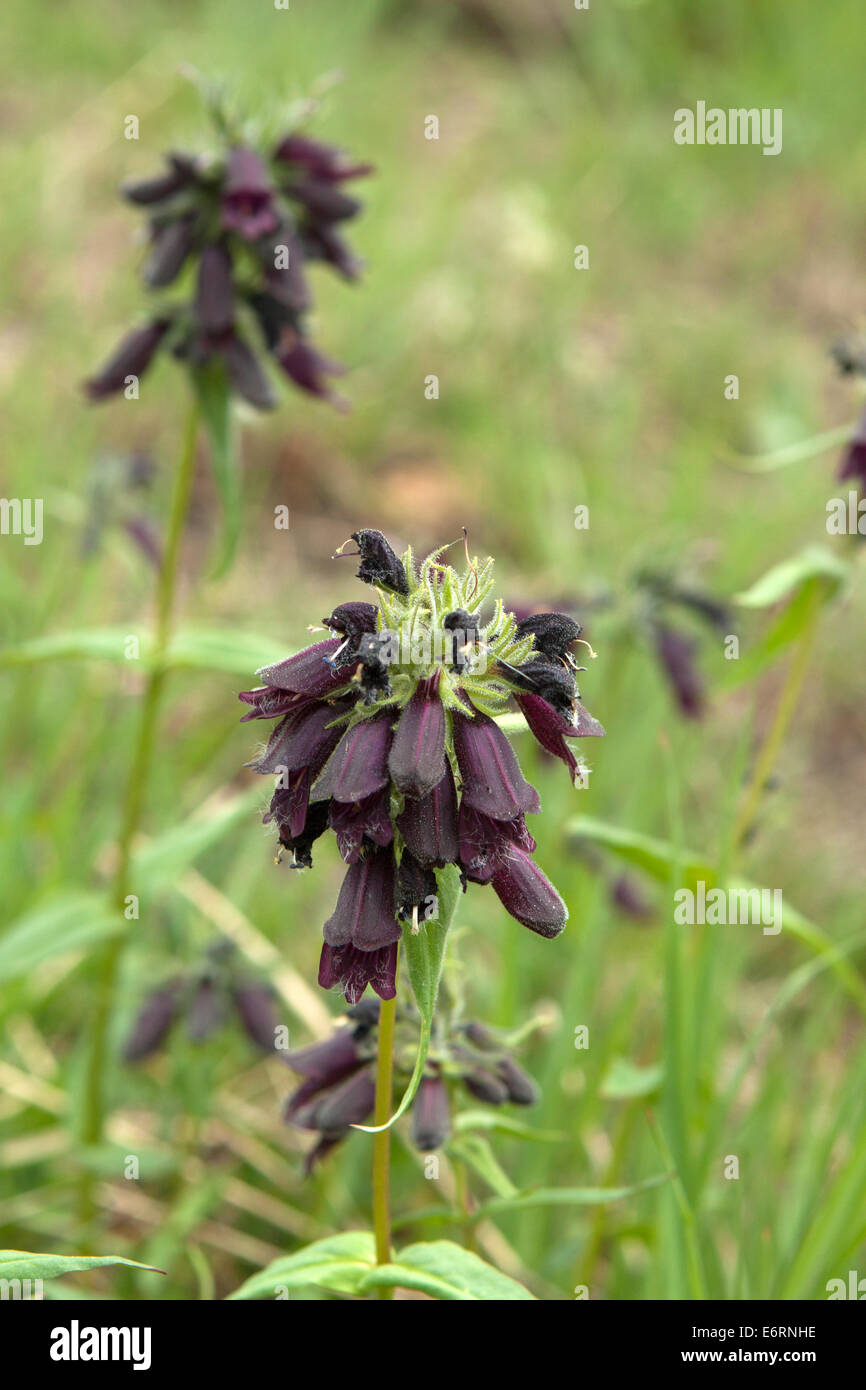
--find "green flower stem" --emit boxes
[80,400,200,1217]
[732,587,821,852]
[371,974,399,1295]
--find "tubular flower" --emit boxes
[284,1001,539,1171]
[84,110,370,409]
[240,531,604,1005]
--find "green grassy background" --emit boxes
[2,0,866,1300]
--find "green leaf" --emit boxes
[601,1056,664,1101]
[0,1250,162,1282]
[567,816,866,1018]
[192,363,239,578]
[132,786,262,890]
[453,1109,563,1143]
[227,1232,375,1300]
[167,628,286,676]
[719,421,855,473]
[0,628,149,668]
[358,1241,535,1301]
[447,1135,518,1199]
[714,578,825,692]
[356,864,462,1134]
[0,894,121,984]
[735,545,847,608]
[469,1174,671,1223]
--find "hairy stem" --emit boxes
[80,401,199,1213]
[372,984,398,1294]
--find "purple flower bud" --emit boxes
[463,1069,509,1104]
[516,692,604,786]
[144,215,197,288]
[353,632,393,702]
[453,706,540,821]
[411,1075,451,1151]
[233,982,280,1052]
[323,602,379,667]
[257,229,311,313]
[490,846,567,938]
[308,1068,376,1133]
[256,639,349,694]
[318,940,399,1006]
[313,713,393,802]
[458,804,536,885]
[186,977,227,1042]
[505,658,577,718]
[348,529,409,594]
[221,146,279,241]
[322,845,400,953]
[396,763,459,867]
[612,873,653,921]
[84,319,171,401]
[388,674,446,798]
[195,243,235,336]
[285,1028,366,1098]
[496,1057,539,1106]
[654,624,704,719]
[123,980,182,1061]
[329,788,394,863]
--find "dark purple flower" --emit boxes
[839,408,866,488]
[654,623,704,719]
[515,611,582,662]
[144,215,197,288]
[329,789,394,863]
[186,977,227,1042]
[411,1075,451,1151]
[194,243,235,335]
[256,638,350,695]
[304,223,364,280]
[123,980,182,1061]
[496,1056,539,1105]
[344,529,409,595]
[458,803,536,885]
[396,764,459,867]
[318,940,399,1006]
[612,873,653,921]
[463,1069,509,1104]
[271,793,330,866]
[276,332,347,407]
[221,333,277,410]
[397,849,438,924]
[453,707,540,821]
[221,146,279,241]
[84,319,172,400]
[313,712,393,802]
[284,1028,369,1118]
[122,152,198,205]
[516,691,604,787]
[274,133,374,183]
[232,982,280,1052]
[286,179,362,223]
[389,673,446,798]
[249,699,348,777]
[322,845,400,953]
[323,601,378,666]
[490,845,567,938]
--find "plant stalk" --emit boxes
[80,401,199,1208]
[371,985,398,1295]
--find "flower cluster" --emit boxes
[123,941,279,1061]
[240,530,604,1006]
[284,1000,539,1172]
[85,126,371,409]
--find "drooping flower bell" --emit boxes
[283,1001,540,1172]
[84,103,371,410]
[240,531,604,1005]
